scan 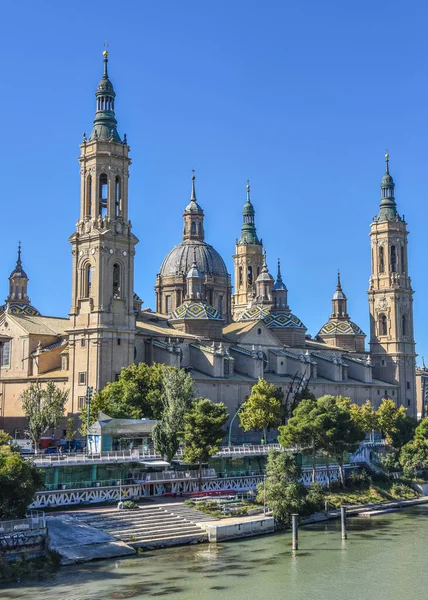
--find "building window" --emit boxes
[115,176,121,217]
[78,372,87,385]
[84,264,92,298]
[381,359,386,366]
[239,267,243,287]
[390,245,397,273]
[407,381,411,390]
[257,328,262,335]
[191,221,196,235]
[99,173,108,217]
[379,314,387,336]
[1,341,11,367]
[81,338,86,348]
[407,399,411,407]
[166,295,172,314]
[61,355,68,371]
[401,246,405,273]
[78,396,86,410]
[117,338,121,346]
[224,360,229,376]
[402,315,407,336]
[86,175,92,217]
[247,266,253,285]
[113,264,121,298]
[218,295,223,314]
[379,246,385,273]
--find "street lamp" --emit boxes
[228,403,243,447]
[86,386,94,454]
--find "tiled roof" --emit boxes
[6,314,70,335]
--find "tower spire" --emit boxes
[89,49,121,142]
[331,271,348,319]
[17,241,22,268]
[239,180,260,245]
[182,171,204,241]
[191,170,197,201]
[376,152,400,222]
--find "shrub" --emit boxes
[306,483,325,512]
[344,470,371,489]
[122,500,137,510]
[389,483,415,499]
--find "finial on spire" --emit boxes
[422,357,426,370]
[103,42,109,77]
[190,170,196,201]
[246,180,251,202]
[17,241,22,266]
[277,258,281,279]
[337,269,342,290]
[385,149,389,174]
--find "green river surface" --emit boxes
[2,505,428,600]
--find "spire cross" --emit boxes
[191,170,196,201]
[385,149,389,174]
[277,258,281,279]
[103,42,109,77]
[17,241,22,265]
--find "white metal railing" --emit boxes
[0,511,46,534]
[217,444,283,456]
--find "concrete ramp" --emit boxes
[47,514,135,565]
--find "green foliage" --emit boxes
[0,430,12,447]
[152,367,194,461]
[0,446,42,518]
[183,398,228,486]
[349,399,377,433]
[121,500,137,510]
[399,438,428,479]
[239,378,283,440]
[21,381,68,453]
[389,414,417,450]
[79,363,168,434]
[256,451,309,524]
[65,417,77,447]
[282,382,316,422]
[376,398,407,444]
[377,450,400,476]
[389,482,416,499]
[414,417,428,440]
[306,482,326,513]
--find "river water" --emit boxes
[2,505,428,600]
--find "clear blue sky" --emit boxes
[1,1,427,362]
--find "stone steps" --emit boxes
[120,525,204,542]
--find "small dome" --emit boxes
[236,305,306,329]
[332,289,346,300]
[256,270,274,284]
[0,303,40,317]
[159,240,229,279]
[9,265,28,279]
[184,199,203,214]
[171,301,224,321]
[318,320,365,336]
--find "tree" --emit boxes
[281,377,315,423]
[183,398,228,489]
[152,367,195,461]
[399,438,428,479]
[0,430,12,447]
[389,414,417,450]
[414,417,428,440]
[21,382,68,453]
[0,446,42,518]
[65,417,77,452]
[239,378,283,442]
[278,399,325,483]
[257,450,309,524]
[349,400,377,438]
[322,396,366,487]
[376,398,407,444]
[79,363,166,434]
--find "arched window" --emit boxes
[115,177,121,217]
[191,221,196,235]
[198,222,203,235]
[86,175,92,217]
[402,315,407,336]
[390,245,397,273]
[247,266,253,285]
[99,173,108,217]
[239,267,243,287]
[379,246,385,273]
[113,264,121,298]
[401,246,405,273]
[379,314,387,336]
[84,265,92,297]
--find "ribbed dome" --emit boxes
[318,320,365,336]
[159,240,229,278]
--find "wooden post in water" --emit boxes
[292,514,299,551]
[341,506,347,540]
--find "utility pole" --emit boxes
[86,386,93,454]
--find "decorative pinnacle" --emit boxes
[191,170,196,201]
[246,179,251,201]
[337,269,342,290]
[385,149,389,174]
[277,258,281,279]
[17,241,22,266]
[103,42,109,77]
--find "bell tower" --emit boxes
[368,154,416,413]
[232,182,264,318]
[67,50,138,409]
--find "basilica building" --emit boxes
[0,53,419,436]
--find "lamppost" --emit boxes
[228,403,243,447]
[85,386,93,454]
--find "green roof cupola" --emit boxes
[89,49,121,142]
[239,182,261,245]
[375,153,401,222]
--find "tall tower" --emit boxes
[232,182,264,318]
[368,154,416,412]
[67,50,138,410]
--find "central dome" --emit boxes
[159,240,228,279]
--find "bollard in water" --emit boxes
[292,513,299,551]
[341,505,347,540]
[325,500,329,513]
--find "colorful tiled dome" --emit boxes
[318,320,365,336]
[236,305,306,329]
[171,301,224,321]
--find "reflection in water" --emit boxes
[2,506,428,600]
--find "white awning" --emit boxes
[140,460,170,467]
